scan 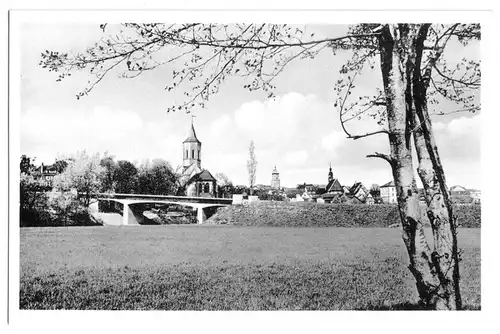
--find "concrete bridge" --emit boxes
[88,193,232,226]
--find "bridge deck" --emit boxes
[99,198,227,209]
[92,193,232,205]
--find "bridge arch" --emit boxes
[90,198,227,226]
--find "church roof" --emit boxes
[272,165,279,174]
[183,123,201,143]
[188,169,216,183]
[326,178,343,192]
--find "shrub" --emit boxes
[207,202,481,228]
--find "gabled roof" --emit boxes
[188,169,216,183]
[325,178,343,192]
[450,185,467,192]
[381,180,395,188]
[350,182,368,196]
[183,123,201,143]
[297,183,316,189]
[182,162,203,178]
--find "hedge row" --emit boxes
[206,202,481,228]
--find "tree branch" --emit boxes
[367,152,394,165]
[349,130,390,140]
[432,64,480,87]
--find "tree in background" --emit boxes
[20,155,35,174]
[136,159,178,195]
[47,151,104,226]
[215,172,234,198]
[215,172,231,187]
[20,155,52,226]
[100,152,117,193]
[53,159,69,174]
[369,184,380,198]
[246,140,257,196]
[52,151,104,207]
[114,160,138,194]
[40,23,480,310]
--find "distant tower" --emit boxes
[182,119,202,170]
[271,165,281,189]
[328,162,334,182]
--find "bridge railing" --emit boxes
[86,192,233,205]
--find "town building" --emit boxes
[180,121,217,198]
[297,183,317,194]
[365,194,375,205]
[450,185,481,204]
[33,163,59,187]
[321,163,344,203]
[380,180,397,204]
[347,181,370,203]
[271,165,280,189]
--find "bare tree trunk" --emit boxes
[410,25,462,310]
[379,25,442,307]
[412,111,461,309]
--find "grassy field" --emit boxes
[20,226,481,310]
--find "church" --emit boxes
[179,121,218,198]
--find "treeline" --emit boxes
[20,151,180,227]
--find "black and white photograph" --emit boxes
[5,3,499,334]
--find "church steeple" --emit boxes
[182,119,202,169]
[328,162,333,182]
[183,119,201,144]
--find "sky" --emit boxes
[18,23,481,189]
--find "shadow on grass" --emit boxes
[359,302,481,311]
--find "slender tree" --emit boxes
[40,23,480,310]
[246,140,257,195]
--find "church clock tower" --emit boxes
[182,121,202,170]
[271,165,280,189]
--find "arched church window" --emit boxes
[185,150,188,159]
[204,183,210,193]
[192,150,194,159]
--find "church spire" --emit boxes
[328,162,333,182]
[182,119,202,169]
[183,119,201,143]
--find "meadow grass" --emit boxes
[20,226,480,310]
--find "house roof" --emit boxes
[188,169,216,183]
[183,123,201,143]
[34,164,58,176]
[450,185,467,192]
[325,178,342,192]
[297,183,316,189]
[350,182,368,196]
[381,180,395,188]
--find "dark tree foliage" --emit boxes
[114,160,138,194]
[136,159,178,195]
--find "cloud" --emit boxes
[321,131,345,153]
[20,106,182,164]
[432,122,446,131]
[433,114,481,160]
[447,115,481,137]
[233,92,319,147]
[209,114,232,138]
[284,150,309,166]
